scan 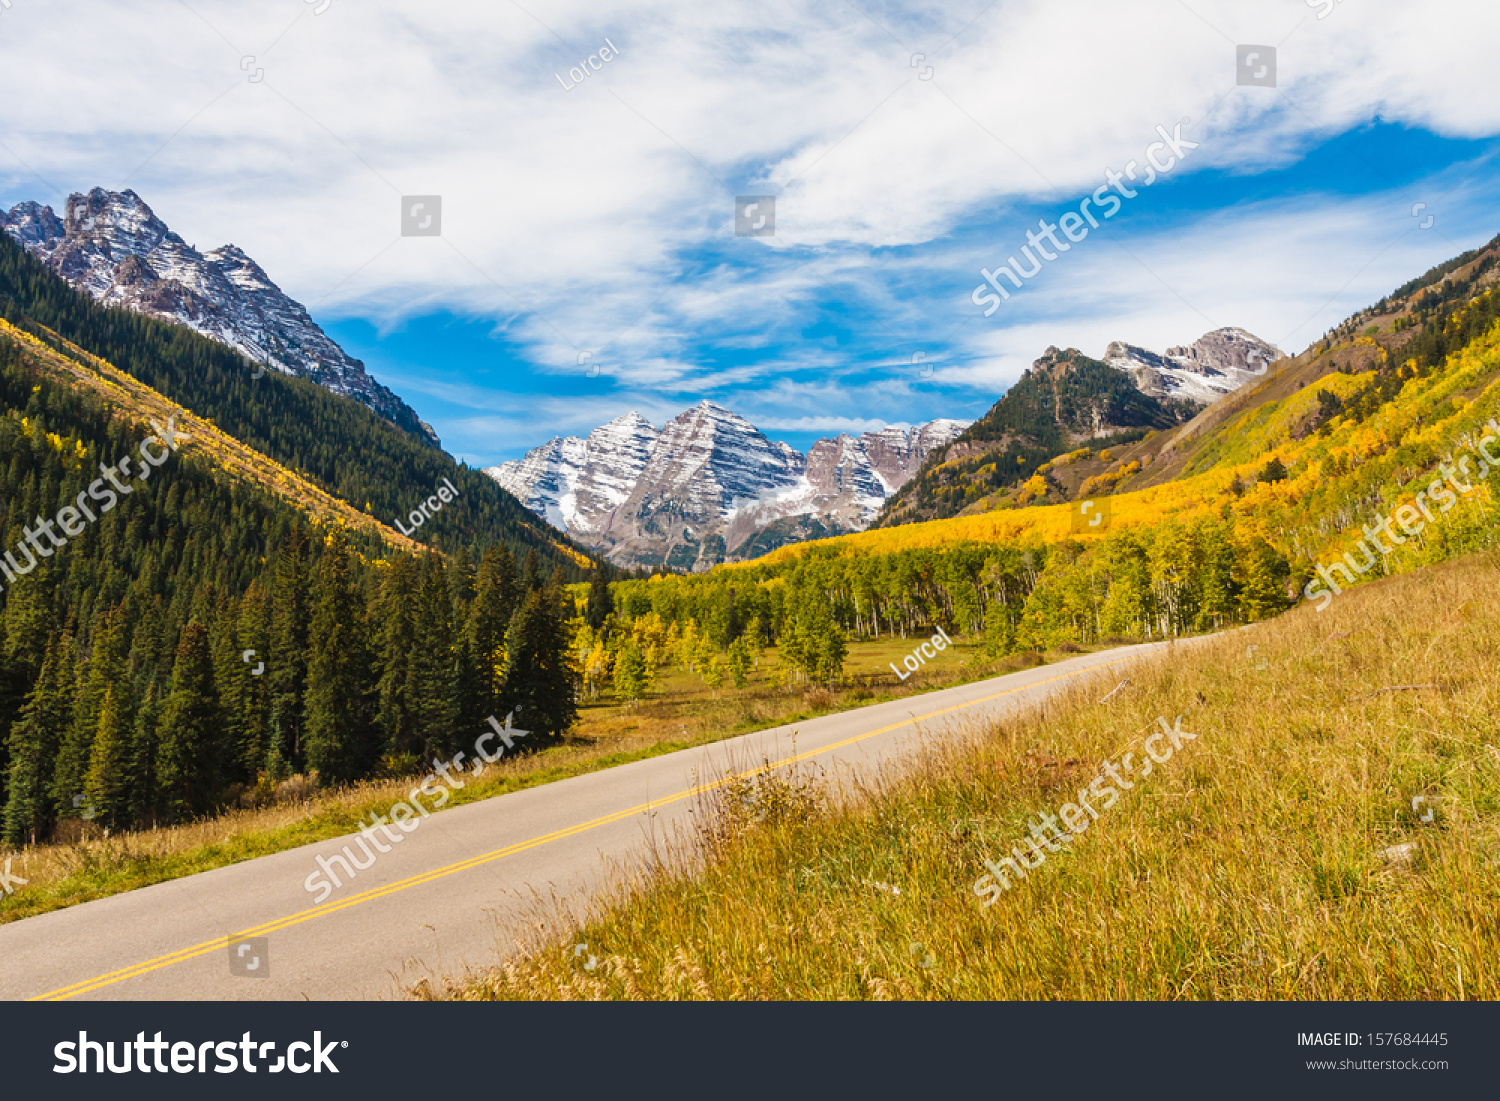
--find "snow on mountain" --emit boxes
[487,412,659,534]
[862,420,969,493]
[1103,327,1282,406]
[487,401,968,569]
[1,188,437,444]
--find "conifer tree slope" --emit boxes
[0,232,596,578]
[876,348,1191,528]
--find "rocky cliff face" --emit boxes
[1103,327,1281,405]
[488,412,660,534]
[1,188,437,444]
[486,402,967,569]
[862,420,970,492]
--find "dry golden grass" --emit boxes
[441,551,1500,1001]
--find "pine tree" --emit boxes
[266,530,311,776]
[83,685,134,829]
[585,571,613,631]
[234,579,272,780]
[375,556,420,760]
[156,623,221,821]
[3,634,72,845]
[53,605,127,821]
[1258,456,1289,484]
[467,544,519,721]
[304,528,377,785]
[502,577,579,740]
[209,594,252,788]
[129,685,162,826]
[49,635,96,823]
[410,553,461,759]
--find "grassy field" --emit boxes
[438,551,1500,1001]
[0,631,1067,925]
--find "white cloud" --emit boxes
[1,0,1496,453]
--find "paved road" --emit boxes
[0,639,1189,1001]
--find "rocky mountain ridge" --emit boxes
[1102,326,1282,405]
[487,403,967,568]
[1,188,437,444]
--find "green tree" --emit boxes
[1258,456,1289,484]
[305,529,377,784]
[54,606,128,821]
[726,636,752,688]
[1235,536,1289,621]
[411,553,461,758]
[3,634,72,845]
[702,654,725,693]
[83,685,135,829]
[585,571,614,631]
[466,544,520,723]
[502,577,579,740]
[155,623,221,822]
[612,641,647,704]
[129,685,162,827]
[266,530,311,778]
[376,556,420,759]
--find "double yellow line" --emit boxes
[33,656,1128,1000]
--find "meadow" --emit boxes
[440,551,1500,1001]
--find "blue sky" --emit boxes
[2,0,1497,467]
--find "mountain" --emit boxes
[1102,327,1282,405]
[875,346,1189,527]
[0,229,594,575]
[487,403,967,569]
[753,231,1500,572]
[0,268,594,846]
[490,412,661,535]
[0,187,437,444]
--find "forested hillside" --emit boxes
[0,233,591,575]
[0,293,585,846]
[875,347,1189,527]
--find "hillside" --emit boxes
[875,347,1191,527]
[0,232,593,577]
[0,318,428,557]
[2,188,437,444]
[743,232,1500,590]
[446,552,1500,1001]
[0,245,599,852]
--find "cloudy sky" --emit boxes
[1,0,1496,465]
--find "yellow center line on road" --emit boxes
[33,652,1138,1000]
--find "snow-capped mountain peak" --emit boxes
[1,187,437,444]
[485,406,967,569]
[1103,327,1282,406]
